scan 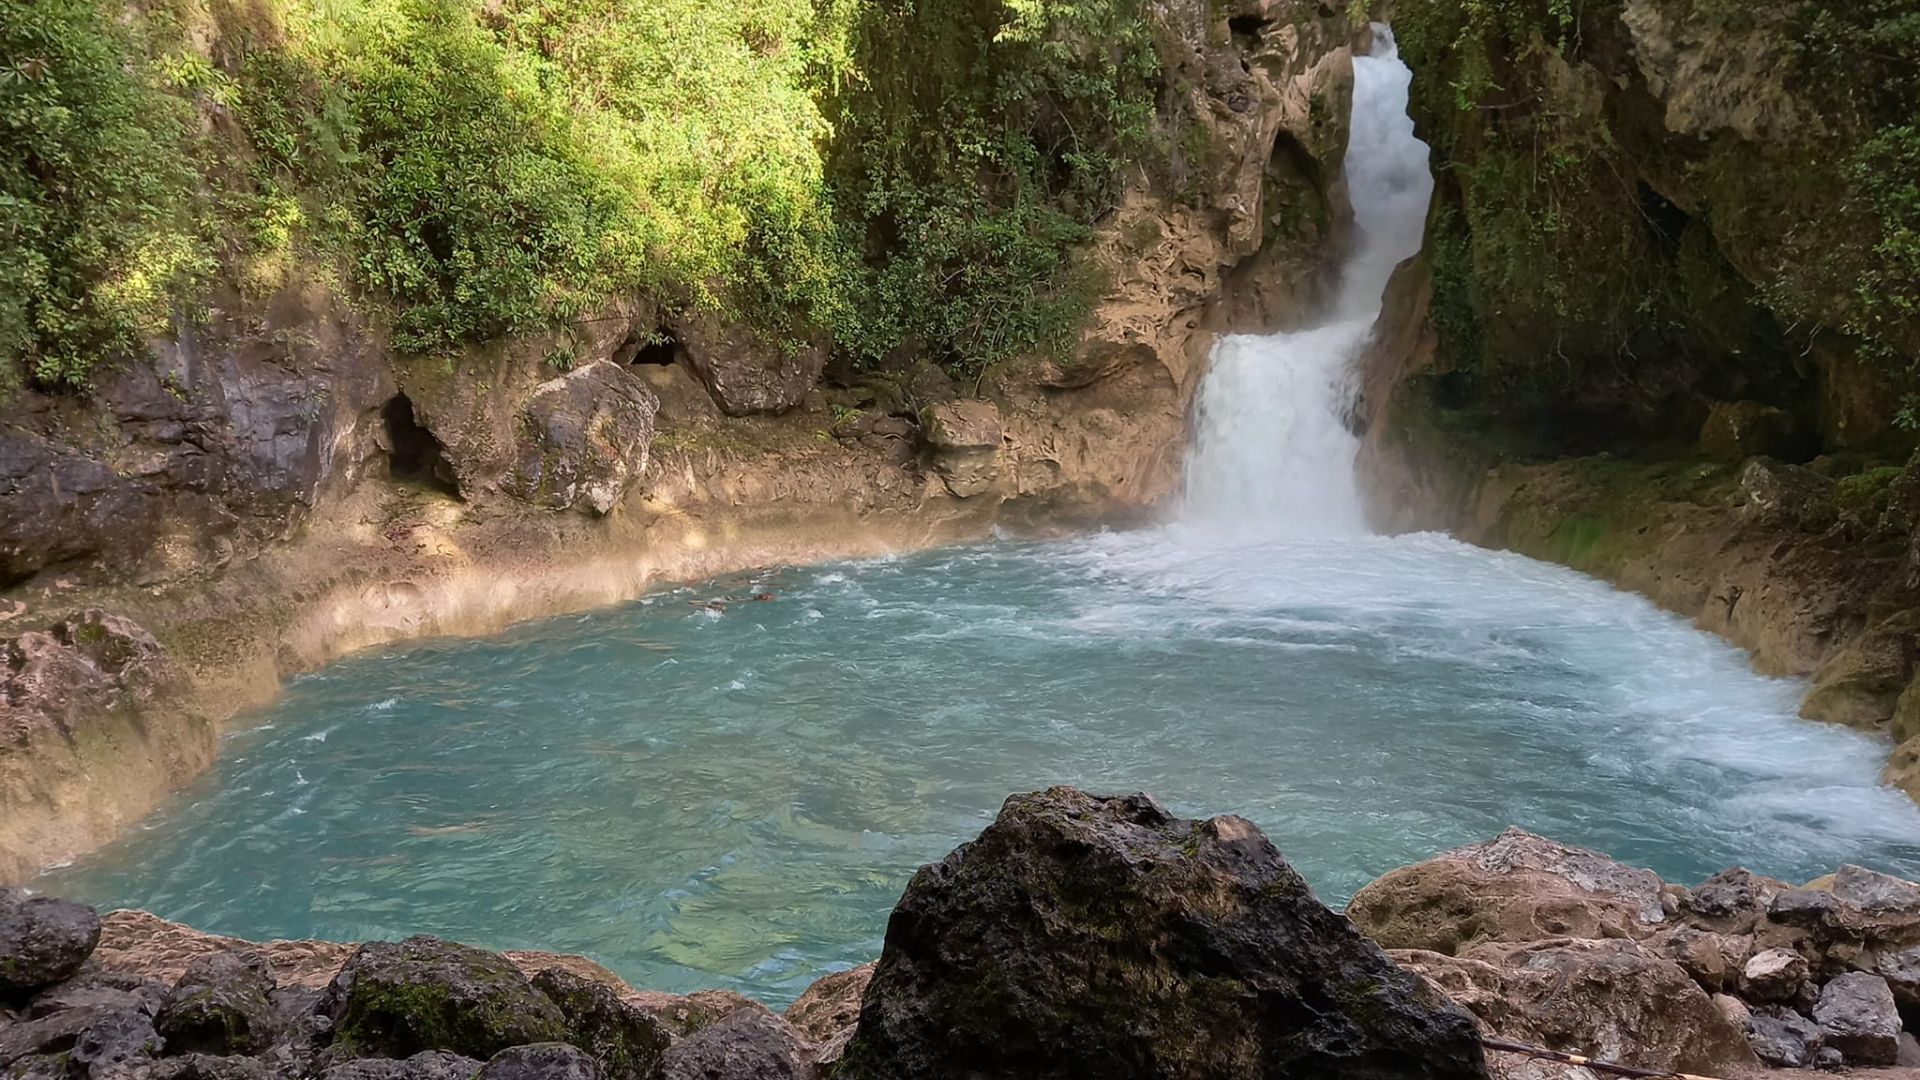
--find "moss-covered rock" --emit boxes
[155,951,283,1057]
[323,937,567,1061]
[526,969,670,1080]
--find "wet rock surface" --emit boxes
[155,951,283,1057]
[837,787,1488,1080]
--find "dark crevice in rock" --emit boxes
[380,395,458,498]
[1228,14,1270,52]
[614,327,682,368]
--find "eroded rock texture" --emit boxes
[838,787,1488,1080]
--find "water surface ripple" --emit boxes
[44,528,1920,1004]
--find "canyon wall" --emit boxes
[1358,0,1920,792]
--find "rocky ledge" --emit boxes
[6,791,1917,1080]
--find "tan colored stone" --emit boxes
[1395,938,1756,1075]
[1348,828,1666,954]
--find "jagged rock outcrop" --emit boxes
[918,401,1003,499]
[1356,831,1920,1070]
[837,787,1489,1080]
[324,937,570,1059]
[1393,938,1753,1075]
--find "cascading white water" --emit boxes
[1181,26,1434,535]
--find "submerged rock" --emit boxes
[1813,972,1901,1066]
[838,787,1487,1080]
[660,1011,816,1080]
[323,937,566,1060]
[1347,828,1666,954]
[0,891,103,996]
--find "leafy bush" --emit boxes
[0,0,208,389]
[828,0,1162,380]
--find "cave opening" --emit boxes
[617,327,684,367]
[1229,14,1269,51]
[381,394,458,497]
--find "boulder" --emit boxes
[1697,401,1794,461]
[1347,828,1666,954]
[1739,458,1837,532]
[783,963,869,1063]
[156,950,283,1056]
[1745,1006,1823,1068]
[1878,943,1920,1008]
[1833,863,1920,915]
[1,1006,101,1068]
[323,937,567,1060]
[323,1050,485,1080]
[504,362,659,515]
[71,1007,164,1074]
[1680,868,1789,934]
[624,991,767,1042]
[1650,927,1750,993]
[918,401,1003,499]
[1394,939,1755,1074]
[1740,948,1811,1004]
[0,891,103,996]
[673,312,825,417]
[661,1011,816,1080]
[1813,972,1901,1065]
[838,787,1487,1080]
[528,968,670,1080]
[782,964,869,1044]
[477,1043,601,1080]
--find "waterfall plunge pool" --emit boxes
[41,528,1920,1005]
[40,27,1920,1007]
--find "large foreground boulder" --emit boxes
[836,787,1488,1080]
[1347,829,1667,954]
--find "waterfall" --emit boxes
[1180,26,1433,536]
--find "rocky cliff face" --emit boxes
[0,0,1364,881]
[1356,0,1920,797]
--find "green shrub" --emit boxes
[0,0,209,389]
[828,0,1161,381]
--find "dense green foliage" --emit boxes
[827,0,1161,380]
[1,0,208,388]
[4,0,853,387]
[1394,0,1920,436]
[3,0,1172,389]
